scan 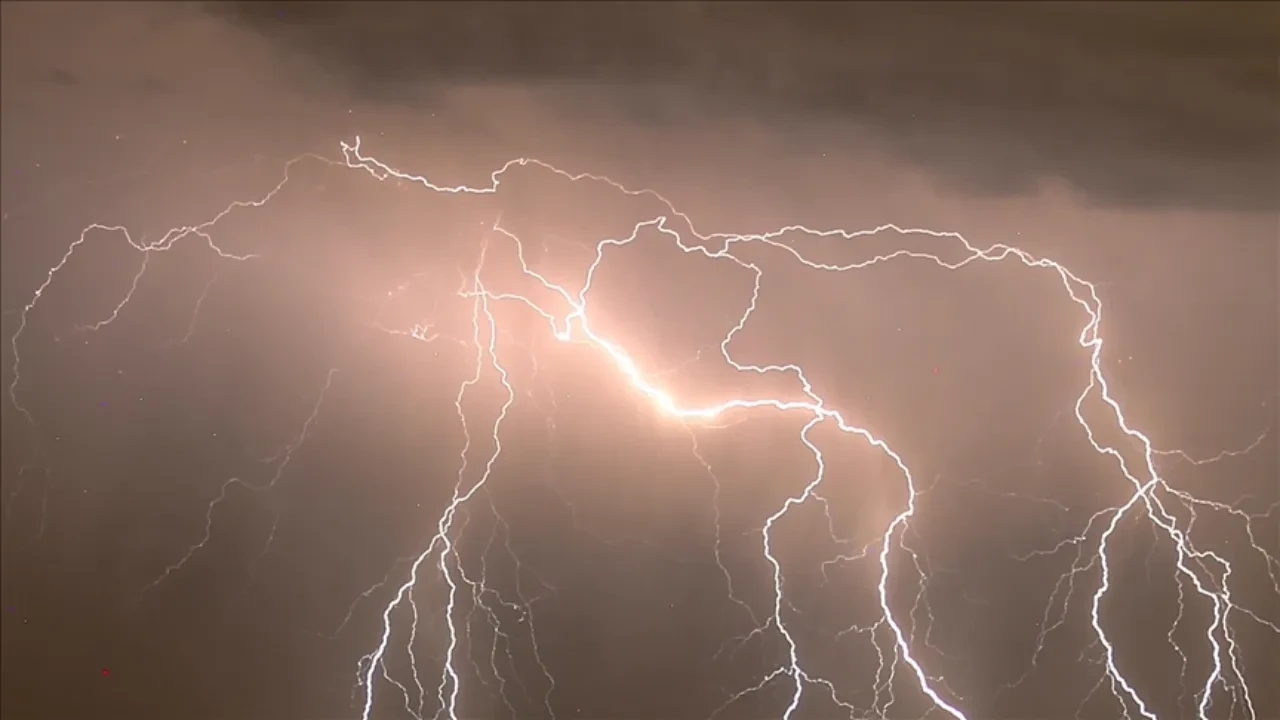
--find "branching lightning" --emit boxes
[6,135,1276,720]
[135,366,340,602]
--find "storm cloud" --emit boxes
[207,1,1280,212]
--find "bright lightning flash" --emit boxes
[6,136,1277,720]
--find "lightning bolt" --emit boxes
[7,135,1275,720]
[136,366,339,602]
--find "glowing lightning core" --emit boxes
[6,136,1276,720]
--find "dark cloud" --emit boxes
[204,1,1279,213]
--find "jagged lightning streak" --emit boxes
[171,266,219,347]
[339,137,1275,720]
[136,366,339,601]
[1155,428,1272,467]
[8,152,337,428]
[7,135,1275,720]
[357,242,527,720]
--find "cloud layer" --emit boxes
[207,1,1279,212]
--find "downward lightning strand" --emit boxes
[7,135,1275,720]
[136,366,340,601]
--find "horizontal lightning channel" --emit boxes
[6,136,1275,720]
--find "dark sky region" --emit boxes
[1,3,1276,720]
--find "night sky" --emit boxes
[1,3,1277,720]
